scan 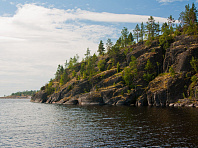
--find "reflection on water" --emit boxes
[0,99,198,147]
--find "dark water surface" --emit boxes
[0,99,198,147]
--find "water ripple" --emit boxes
[0,99,198,147]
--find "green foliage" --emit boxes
[182,92,186,99]
[179,3,198,35]
[115,37,122,47]
[143,59,156,82]
[98,59,106,71]
[121,27,129,47]
[143,73,155,83]
[55,64,64,80]
[45,81,55,96]
[107,64,112,70]
[133,24,140,43]
[159,22,174,50]
[174,29,181,36]
[72,70,76,77]
[128,32,134,45]
[42,4,198,98]
[84,48,91,61]
[11,90,38,96]
[68,54,79,70]
[95,85,99,91]
[109,45,120,64]
[97,40,105,55]
[121,90,124,96]
[190,56,198,73]
[81,52,98,79]
[139,22,145,43]
[127,89,131,94]
[145,40,152,46]
[40,86,45,91]
[117,62,121,73]
[144,59,154,73]
[83,71,87,79]
[122,56,137,88]
[80,63,86,75]
[106,38,113,53]
[122,67,133,86]
[129,56,137,69]
[146,16,158,40]
[191,75,197,83]
[169,66,175,77]
[60,71,69,86]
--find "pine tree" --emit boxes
[139,22,145,43]
[115,37,122,47]
[179,3,198,34]
[128,32,134,45]
[168,15,175,34]
[121,27,129,47]
[133,24,140,43]
[146,16,156,39]
[156,22,161,37]
[159,22,174,49]
[55,65,64,80]
[106,38,113,53]
[97,40,105,55]
[85,48,90,61]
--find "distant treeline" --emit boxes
[11,90,38,96]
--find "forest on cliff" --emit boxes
[32,3,198,107]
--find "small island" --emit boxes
[31,3,198,107]
[1,90,38,99]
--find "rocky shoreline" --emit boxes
[31,34,198,108]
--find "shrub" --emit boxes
[169,66,175,77]
[190,56,198,73]
[117,62,121,73]
[98,59,106,71]
[191,75,197,83]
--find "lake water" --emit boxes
[0,99,198,147]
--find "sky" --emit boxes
[0,0,197,97]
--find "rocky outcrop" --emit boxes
[163,36,198,73]
[31,35,198,107]
[31,91,47,103]
[137,72,191,106]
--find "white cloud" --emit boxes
[0,4,167,96]
[70,9,167,23]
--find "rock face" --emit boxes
[163,35,198,73]
[31,35,198,106]
[31,91,47,103]
[137,72,190,106]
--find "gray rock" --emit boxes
[64,100,78,105]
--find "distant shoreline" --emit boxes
[0,96,31,99]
